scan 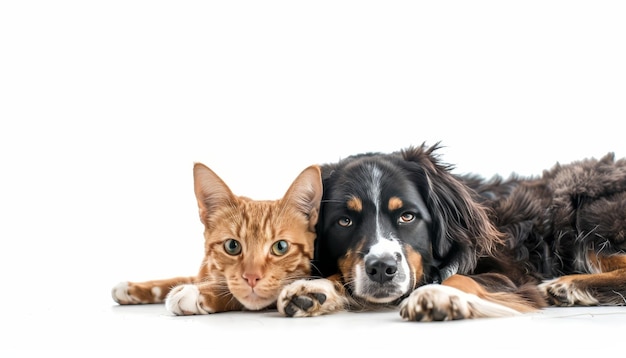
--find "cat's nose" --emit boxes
[243,273,261,287]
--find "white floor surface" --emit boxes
[5,292,626,354]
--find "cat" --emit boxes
[112,162,322,314]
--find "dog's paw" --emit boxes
[277,279,347,317]
[538,277,598,306]
[165,284,213,315]
[399,284,520,321]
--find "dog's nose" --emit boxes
[365,256,398,284]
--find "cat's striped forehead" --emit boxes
[205,198,314,250]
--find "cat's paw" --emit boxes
[399,284,520,321]
[111,281,146,304]
[165,284,213,315]
[277,279,347,317]
[112,281,167,304]
[112,281,134,304]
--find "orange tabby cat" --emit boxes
[112,163,322,314]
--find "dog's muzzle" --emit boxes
[353,239,412,303]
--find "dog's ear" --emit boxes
[401,144,504,279]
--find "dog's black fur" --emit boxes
[277,143,626,321]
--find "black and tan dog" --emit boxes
[277,143,626,321]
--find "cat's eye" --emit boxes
[271,240,289,256]
[337,217,352,227]
[399,212,416,224]
[224,239,242,255]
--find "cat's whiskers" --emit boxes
[309,262,323,278]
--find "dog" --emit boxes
[277,143,626,321]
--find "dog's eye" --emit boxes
[224,239,242,255]
[399,212,416,223]
[338,217,352,227]
[271,240,289,256]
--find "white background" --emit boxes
[1,1,625,354]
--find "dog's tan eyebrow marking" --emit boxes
[388,197,403,211]
[347,197,362,212]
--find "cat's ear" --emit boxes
[282,165,323,231]
[193,163,236,225]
